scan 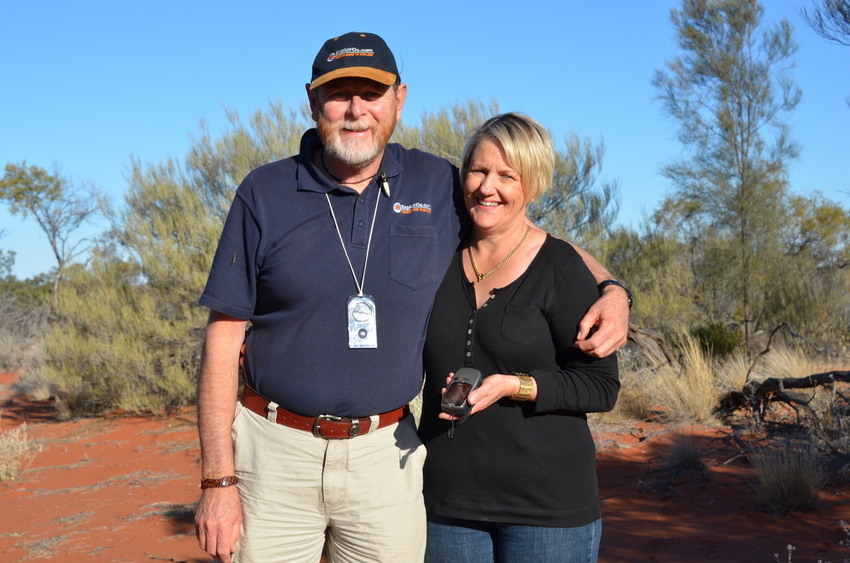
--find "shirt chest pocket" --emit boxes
[500,305,542,344]
[388,225,440,291]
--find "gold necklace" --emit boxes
[468,225,532,283]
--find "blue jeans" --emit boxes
[425,515,601,563]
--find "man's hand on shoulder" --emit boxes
[575,282,630,358]
[195,485,243,563]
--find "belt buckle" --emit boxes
[313,414,361,439]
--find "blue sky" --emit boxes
[1,0,848,279]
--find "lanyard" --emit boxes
[326,186,381,297]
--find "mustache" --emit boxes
[340,120,374,132]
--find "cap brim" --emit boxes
[309,67,397,90]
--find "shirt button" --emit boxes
[357,220,364,227]
[466,351,471,357]
[466,341,471,345]
[469,319,474,324]
[467,329,472,334]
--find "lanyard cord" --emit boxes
[326,187,381,297]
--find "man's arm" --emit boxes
[569,243,630,358]
[194,310,248,563]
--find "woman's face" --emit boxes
[463,138,527,234]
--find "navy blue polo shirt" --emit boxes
[200,129,464,417]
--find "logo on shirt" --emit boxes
[393,202,432,214]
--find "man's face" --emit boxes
[309,77,407,169]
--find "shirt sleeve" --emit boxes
[198,192,260,321]
[530,251,620,414]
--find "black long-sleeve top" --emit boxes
[419,235,620,527]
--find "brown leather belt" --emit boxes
[241,385,409,439]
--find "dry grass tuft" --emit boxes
[605,334,722,423]
[0,418,33,481]
[750,440,825,514]
[660,431,708,478]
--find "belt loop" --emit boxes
[266,401,279,423]
[367,414,380,434]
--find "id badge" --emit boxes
[347,295,377,348]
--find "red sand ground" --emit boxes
[1,371,848,563]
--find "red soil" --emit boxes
[1,371,847,562]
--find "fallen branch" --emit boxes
[718,371,850,413]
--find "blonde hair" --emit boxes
[459,113,555,204]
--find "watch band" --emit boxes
[510,373,534,402]
[597,279,633,309]
[200,476,239,489]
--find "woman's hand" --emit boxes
[438,373,536,420]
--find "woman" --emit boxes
[418,113,620,563]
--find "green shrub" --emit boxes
[44,256,205,418]
[691,322,744,358]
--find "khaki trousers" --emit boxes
[231,401,427,563]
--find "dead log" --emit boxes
[718,371,850,412]
[744,371,850,397]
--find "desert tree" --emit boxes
[395,99,619,249]
[764,193,850,344]
[801,0,850,45]
[45,103,310,416]
[0,163,101,298]
[0,229,13,280]
[652,0,801,346]
[801,0,850,108]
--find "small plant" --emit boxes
[774,521,849,563]
[751,439,824,513]
[0,419,32,481]
[660,431,707,479]
[774,544,794,563]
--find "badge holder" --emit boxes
[347,294,377,348]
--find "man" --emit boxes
[194,31,630,563]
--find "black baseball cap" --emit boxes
[309,32,399,90]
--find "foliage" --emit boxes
[652,0,801,345]
[604,225,697,332]
[184,101,310,221]
[0,273,53,307]
[394,99,498,166]
[42,103,311,416]
[44,253,203,417]
[0,249,13,279]
[0,293,49,376]
[0,163,101,297]
[691,322,744,357]
[395,99,620,249]
[763,194,850,345]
